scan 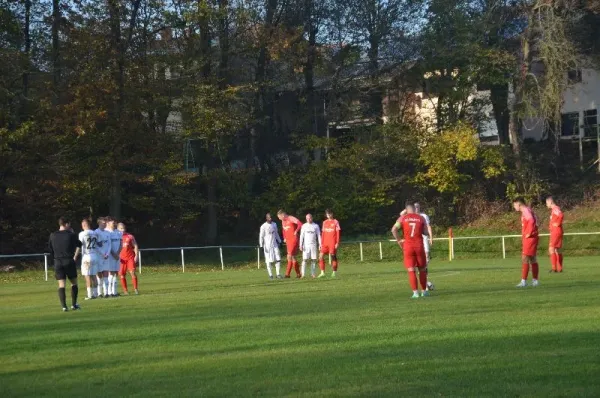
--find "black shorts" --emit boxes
[54,260,77,280]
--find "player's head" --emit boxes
[97,217,106,229]
[512,197,526,212]
[106,217,116,229]
[306,213,313,223]
[414,202,421,213]
[277,209,287,221]
[58,217,69,229]
[405,204,415,214]
[545,196,555,208]
[117,222,126,233]
[81,219,91,230]
[265,213,272,223]
[325,209,333,219]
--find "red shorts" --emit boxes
[286,240,299,256]
[403,245,426,269]
[549,232,563,249]
[522,237,539,257]
[320,244,337,255]
[119,258,136,275]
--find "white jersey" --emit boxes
[95,228,111,259]
[259,222,281,249]
[79,230,100,257]
[300,222,321,250]
[108,229,122,256]
[419,212,431,252]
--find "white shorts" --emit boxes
[302,245,318,260]
[81,255,98,276]
[263,246,281,263]
[108,257,120,272]
[97,257,110,272]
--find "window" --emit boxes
[584,109,598,137]
[567,69,582,84]
[561,112,579,137]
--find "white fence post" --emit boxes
[502,236,506,259]
[181,248,185,273]
[219,246,224,270]
[359,242,364,261]
[257,247,260,269]
[379,242,383,260]
[451,237,455,260]
[138,251,142,274]
[44,254,48,281]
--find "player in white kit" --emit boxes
[106,217,122,297]
[299,213,322,278]
[259,213,282,279]
[78,219,101,300]
[95,217,111,298]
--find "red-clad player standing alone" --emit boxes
[318,209,341,278]
[277,210,303,278]
[391,204,430,298]
[118,222,139,295]
[546,196,564,273]
[513,198,540,287]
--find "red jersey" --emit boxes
[281,216,302,242]
[396,214,426,248]
[549,206,564,233]
[120,232,137,260]
[521,207,539,238]
[322,219,341,246]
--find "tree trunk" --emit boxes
[367,37,382,121]
[490,83,510,145]
[217,0,229,87]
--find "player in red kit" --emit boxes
[318,209,341,278]
[513,198,540,287]
[546,196,564,273]
[117,222,139,294]
[391,204,430,298]
[277,210,303,278]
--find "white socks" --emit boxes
[275,262,281,276]
[311,262,316,276]
[301,261,306,277]
[266,263,273,277]
[87,287,93,298]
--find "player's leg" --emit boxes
[55,264,68,311]
[102,270,110,297]
[82,256,94,300]
[67,262,80,310]
[128,260,139,294]
[274,247,282,278]
[556,234,564,272]
[119,259,129,294]
[549,245,557,272]
[517,253,530,287]
[318,248,327,278]
[416,251,429,296]
[530,254,540,286]
[285,241,293,278]
[96,271,103,297]
[404,248,419,298]
[310,246,317,278]
[301,249,309,278]
[292,242,301,277]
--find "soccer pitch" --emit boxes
[1,258,600,397]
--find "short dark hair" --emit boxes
[97,217,105,223]
[513,197,525,204]
[58,217,69,227]
[325,209,333,215]
[546,195,554,202]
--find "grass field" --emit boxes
[2,257,600,397]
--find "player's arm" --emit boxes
[259,225,265,248]
[132,237,140,262]
[524,216,534,238]
[274,224,281,244]
[335,221,341,249]
[47,234,54,259]
[299,225,305,250]
[317,225,322,248]
[391,220,403,247]
[552,211,564,228]
[294,219,303,236]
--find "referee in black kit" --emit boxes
[48,217,82,312]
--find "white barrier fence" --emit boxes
[2,231,599,281]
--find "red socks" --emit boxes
[521,263,529,280]
[418,270,428,290]
[293,260,300,277]
[408,271,418,291]
[557,254,563,272]
[550,253,557,271]
[120,276,128,292]
[285,260,292,277]
[532,263,539,279]
[332,260,338,271]
[319,259,325,271]
[132,275,138,290]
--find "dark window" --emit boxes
[584,109,598,137]
[567,69,582,84]
[561,112,579,137]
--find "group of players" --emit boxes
[390,196,565,298]
[47,216,140,311]
[259,209,341,279]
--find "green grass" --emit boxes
[1,257,600,397]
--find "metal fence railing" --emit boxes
[1,231,599,281]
